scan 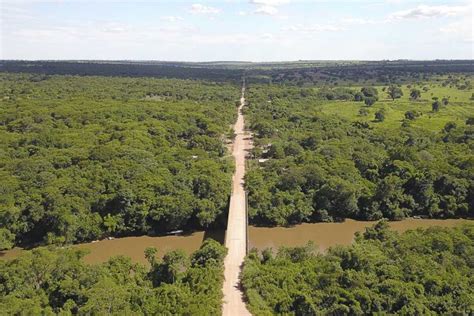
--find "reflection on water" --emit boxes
[0,230,226,265]
[249,218,471,252]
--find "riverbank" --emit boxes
[2,218,471,265]
[0,230,225,265]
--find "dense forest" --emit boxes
[0,238,226,315]
[244,60,474,86]
[242,222,474,314]
[2,60,472,86]
[0,73,239,249]
[0,61,244,83]
[244,76,473,226]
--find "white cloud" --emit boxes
[6,17,275,51]
[254,5,278,15]
[161,16,183,22]
[8,19,198,46]
[250,0,291,5]
[3,0,472,60]
[189,4,221,15]
[249,0,291,16]
[440,21,467,33]
[260,32,274,40]
[340,18,382,25]
[282,24,342,33]
[101,24,128,33]
[0,3,36,22]
[440,18,473,42]
[389,4,469,20]
[343,3,472,28]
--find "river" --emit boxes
[1,219,470,264]
[0,230,224,266]
[249,218,471,252]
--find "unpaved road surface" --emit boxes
[222,83,252,316]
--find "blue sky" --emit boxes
[1,0,472,61]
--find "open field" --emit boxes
[313,84,473,131]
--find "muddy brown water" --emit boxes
[0,230,225,266]
[1,219,470,264]
[249,218,471,252]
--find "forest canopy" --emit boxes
[242,222,474,315]
[0,73,239,248]
[0,238,227,315]
[244,77,474,226]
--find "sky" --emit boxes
[1,0,472,61]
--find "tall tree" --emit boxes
[387,85,403,100]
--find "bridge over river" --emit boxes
[222,80,252,316]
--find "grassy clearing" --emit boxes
[318,83,473,133]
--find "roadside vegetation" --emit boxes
[242,222,474,314]
[0,239,226,315]
[0,73,239,249]
[244,75,473,225]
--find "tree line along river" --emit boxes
[1,218,470,265]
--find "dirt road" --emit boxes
[222,82,252,316]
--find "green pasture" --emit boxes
[318,82,473,132]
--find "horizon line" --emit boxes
[2,58,473,63]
